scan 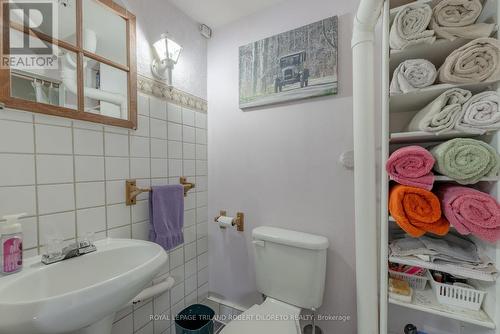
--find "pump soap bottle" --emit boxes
[0,213,25,274]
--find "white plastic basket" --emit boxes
[428,272,486,311]
[389,269,428,291]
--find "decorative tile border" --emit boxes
[137,74,207,112]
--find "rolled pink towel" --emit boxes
[437,184,500,243]
[386,146,435,190]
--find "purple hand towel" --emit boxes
[149,185,184,250]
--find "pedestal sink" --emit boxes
[0,238,168,334]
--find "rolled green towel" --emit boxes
[430,138,500,184]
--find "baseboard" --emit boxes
[206,295,249,313]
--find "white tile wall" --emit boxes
[75,156,105,182]
[74,129,104,155]
[105,133,129,157]
[35,124,73,154]
[36,155,73,184]
[167,123,183,141]
[167,103,182,123]
[1,154,35,186]
[0,120,34,153]
[0,92,208,334]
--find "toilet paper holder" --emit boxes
[214,210,244,232]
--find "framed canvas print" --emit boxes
[239,16,338,109]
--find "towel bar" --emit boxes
[126,177,195,205]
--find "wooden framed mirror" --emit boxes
[0,0,137,129]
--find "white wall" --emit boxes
[207,0,358,332]
[121,0,208,100]
[0,93,209,334]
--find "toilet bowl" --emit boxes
[220,226,329,334]
[220,298,301,334]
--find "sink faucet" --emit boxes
[42,238,97,265]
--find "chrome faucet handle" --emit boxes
[78,240,97,255]
[41,234,96,265]
[41,238,65,265]
[77,233,97,255]
[62,242,80,259]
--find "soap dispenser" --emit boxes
[0,213,25,274]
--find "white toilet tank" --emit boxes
[252,226,329,310]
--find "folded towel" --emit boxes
[455,91,500,134]
[390,59,437,94]
[391,234,490,267]
[420,233,481,264]
[430,138,500,184]
[390,237,432,257]
[438,37,500,83]
[386,146,435,190]
[389,239,498,279]
[149,184,184,251]
[390,3,436,50]
[437,184,500,243]
[407,88,472,133]
[430,0,495,41]
[389,184,450,237]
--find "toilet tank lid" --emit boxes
[252,226,329,250]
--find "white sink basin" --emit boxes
[0,238,168,334]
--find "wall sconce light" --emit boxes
[151,33,182,86]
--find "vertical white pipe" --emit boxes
[352,0,383,332]
[379,1,390,333]
[352,40,379,334]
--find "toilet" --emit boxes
[220,226,329,334]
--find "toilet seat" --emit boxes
[219,298,302,334]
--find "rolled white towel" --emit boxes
[390,3,436,50]
[407,88,472,133]
[439,37,500,83]
[390,59,437,94]
[455,91,500,134]
[430,0,495,41]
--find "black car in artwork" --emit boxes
[274,51,310,93]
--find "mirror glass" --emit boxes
[83,56,128,119]
[57,0,77,45]
[9,29,78,109]
[9,0,77,45]
[2,0,135,127]
[82,0,127,66]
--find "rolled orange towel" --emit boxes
[389,184,450,237]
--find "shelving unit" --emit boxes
[389,38,471,73]
[380,0,500,333]
[434,175,499,182]
[388,255,497,282]
[389,288,496,329]
[390,130,485,143]
[390,82,496,112]
[388,175,499,182]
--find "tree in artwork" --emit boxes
[239,16,338,108]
